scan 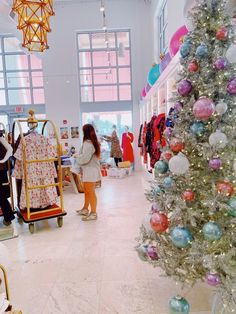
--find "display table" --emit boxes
[61,165,79,194]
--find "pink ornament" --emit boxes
[161,150,173,161]
[151,203,160,213]
[227,77,236,95]
[188,60,199,72]
[209,158,222,170]
[216,26,228,41]
[193,97,215,121]
[141,87,146,98]
[214,57,227,70]
[206,272,221,286]
[147,245,159,260]
[169,25,189,57]
[174,101,183,112]
[177,79,192,97]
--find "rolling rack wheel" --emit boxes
[29,223,35,234]
[57,217,63,228]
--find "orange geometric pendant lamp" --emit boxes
[12,0,55,52]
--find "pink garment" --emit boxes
[13,132,58,209]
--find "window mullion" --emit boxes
[1,38,9,107]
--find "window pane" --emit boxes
[0,90,6,106]
[79,52,91,68]
[78,34,90,50]
[5,55,29,71]
[80,69,92,85]
[7,72,30,88]
[118,50,130,66]
[33,88,45,104]
[93,68,117,85]
[8,89,31,105]
[32,71,44,87]
[0,73,4,88]
[92,32,115,49]
[0,115,8,127]
[30,55,42,69]
[4,37,22,53]
[93,51,116,67]
[94,86,118,102]
[119,85,131,101]
[0,57,3,71]
[117,32,130,48]
[81,86,93,102]
[118,68,131,84]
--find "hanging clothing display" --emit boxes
[142,122,148,164]
[13,132,58,210]
[121,132,134,163]
[138,124,143,148]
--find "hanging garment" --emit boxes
[0,170,15,222]
[138,124,143,148]
[13,132,58,210]
[142,122,148,164]
[121,132,134,163]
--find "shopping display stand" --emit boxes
[12,119,66,234]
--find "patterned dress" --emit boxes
[13,132,58,209]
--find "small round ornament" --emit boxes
[228,198,236,217]
[180,42,191,58]
[188,60,199,72]
[216,26,228,41]
[203,222,222,241]
[151,203,160,214]
[152,185,162,195]
[170,138,185,153]
[154,160,169,175]
[177,79,192,97]
[174,101,183,112]
[169,153,190,175]
[171,227,193,248]
[164,127,172,139]
[193,97,215,121]
[161,150,173,161]
[215,101,228,115]
[217,181,234,197]
[227,77,236,95]
[150,212,169,233]
[136,244,148,262]
[196,43,208,58]
[147,245,159,261]
[209,130,228,148]
[206,272,221,286]
[169,296,190,314]
[190,121,205,136]
[182,189,195,202]
[164,177,173,188]
[209,158,222,170]
[214,57,227,71]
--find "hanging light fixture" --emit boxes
[12,0,55,52]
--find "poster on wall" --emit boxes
[71,127,79,139]
[60,127,69,139]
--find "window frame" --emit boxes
[158,0,168,56]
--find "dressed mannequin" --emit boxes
[121,126,134,163]
[0,136,15,226]
[103,125,122,167]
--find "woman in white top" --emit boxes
[76,124,101,221]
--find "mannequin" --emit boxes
[121,126,134,163]
[103,125,122,167]
[0,135,15,226]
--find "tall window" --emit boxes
[0,35,45,107]
[159,0,168,55]
[77,30,132,103]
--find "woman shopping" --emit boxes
[103,125,122,167]
[75,124,101,221]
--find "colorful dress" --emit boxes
[103,130,122,159]
[121,132,134,163]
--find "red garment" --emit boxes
[121,132,134,163]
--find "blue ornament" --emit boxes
[180,42,191,58]
[153,185,162,195]
[163,177,173,188]
[203,222,222,241]
[228,198,236,217]
[190,121,205,136]
[169,296,190,314]
[148,64,160,86]
[196,44,208,58]
[155,160,169,175]
[171,227,193,248]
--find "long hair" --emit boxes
[83,124,100,157]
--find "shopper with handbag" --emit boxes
[75,124,101,221]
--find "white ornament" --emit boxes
[169,153,190,175]
[226,44,236,63]
[209,130,228,148]
[215,101,228,115]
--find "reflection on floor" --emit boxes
[3,172,212,314]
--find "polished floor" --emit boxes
[2,172,212,314]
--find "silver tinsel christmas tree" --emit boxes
[137,0,236,312]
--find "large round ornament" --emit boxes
[227,77,236,95]
[226,43,236,63]
[182,189,195,202]
[171,227,193,248]
[216,26,228,41]
[215,101,228,115]
[180,42,191,58]
[148,64,160,86]
[137,244,148,262]
[164,177,173,188]
[154,160,169,175]
[214,57,227,71]
[203,222,222,241]
[169,296,190,314]
[190,121,205,136]
[147,245,159,261]
[161,150,173,161]
[206,272,221,286]
[196,43,208,58]
[177,79,192,97]
[209,130,228,148]
[150,212,169,233]
[170,138,185,153]
[209,158,222,171]
[217,181,234,197]
[188,60,199,72]
[193,97,215,121]
[169,153,190,175]
[228,198,236,217]
[169,25,189,58]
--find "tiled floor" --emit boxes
[2,172,213,314]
